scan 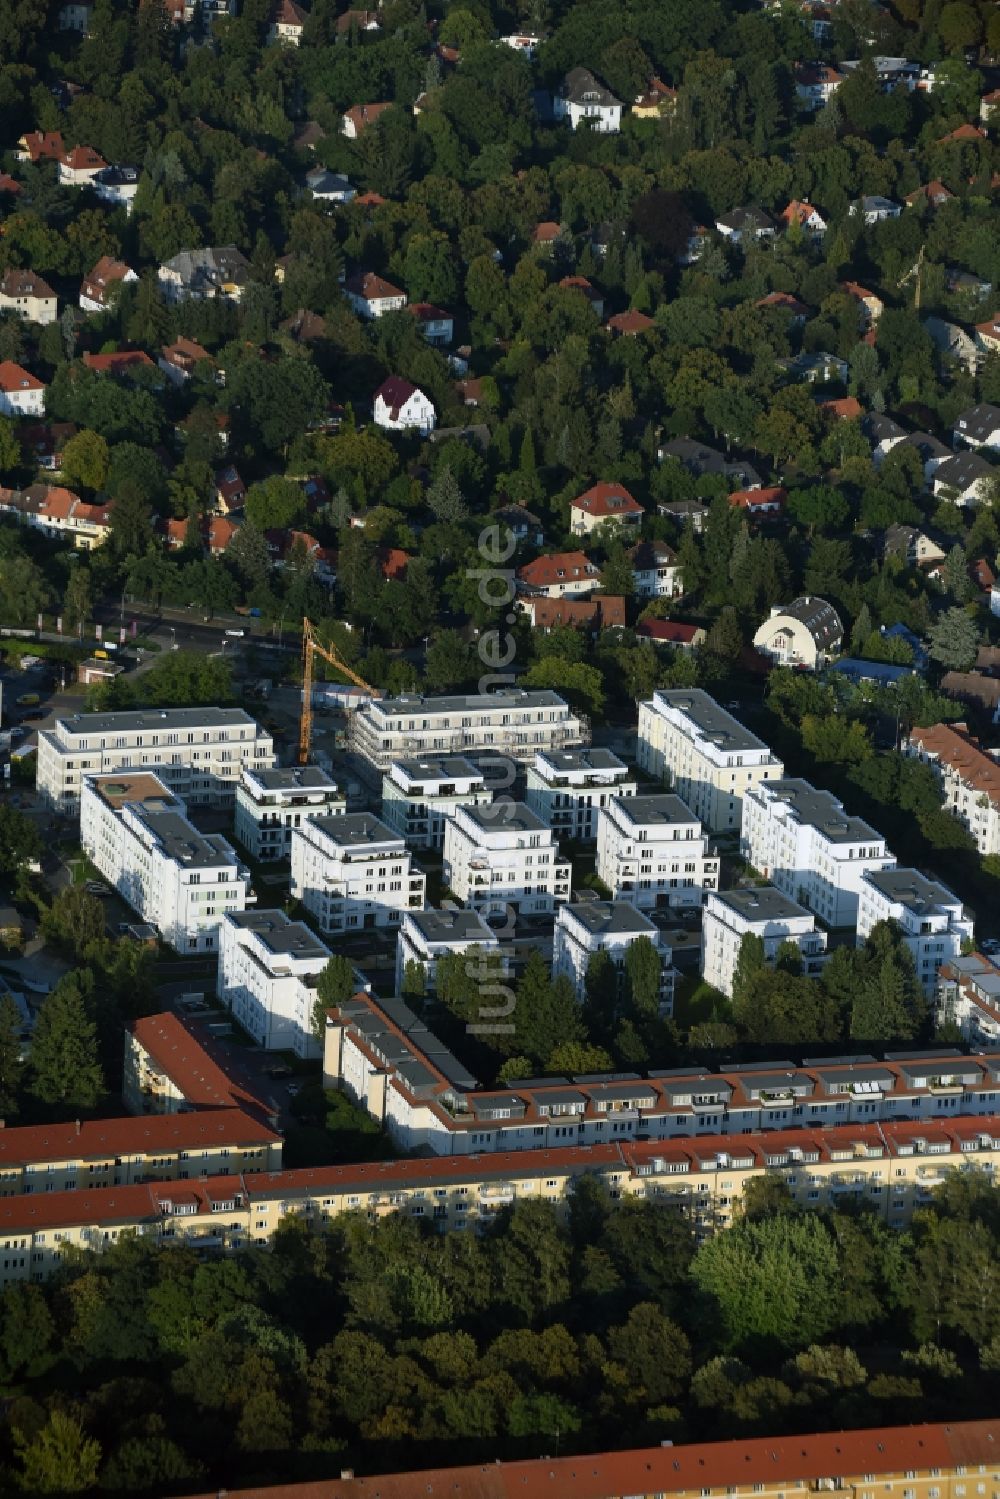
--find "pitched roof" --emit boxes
[130,1012,269,1117]
[344,270,405,301]
[910,722,1000,806]
[81,349,155,375]
[528,596,626,630]
[0,173,22,195]
[634,76,676,109]
[18,131,64,162]
[342,103,392,133]
[82,255,134,296]
[605,309,654,335]
[636,619,702,645]
[781,199,824,226]
[756,290,808,314]
[0,1107,277,1169]
[937,122,986,142]
[0,268,56,301]
[518,550,600,589]
[729,485,787,510]
[561,67,621,107]
[161,336,213,366]
[628,539,678,569]
[570,481,643,519]
[59,144,106,171]
[0,361,44,393]
[819,396,864,419]
[905,180,954,205]
[272,0,307,25]
[374,375,421,413]
[377,546,411,581]
[531,221,562,243]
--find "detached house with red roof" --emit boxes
[781,199,826,236]
[0,269,57,326]
[405,302,453,345]
[82,349,156,379]
[606,308,654,336]
[213,465,246,515]
[79,255,137,314]
[628,539,683,598]
[159,336,217,386]
[637,618,706,650]
[340,102,392,138]
[344,271,407,319]
[795,62,844,108]
[57,144,107,186]
[518,550,602,599]
[0,361,45,417]
[267,0,307,43]
[569,481,643,535]
[373,376,436,434]
[729,486,787,518]
[15,131,64,164]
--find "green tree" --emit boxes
[0,994,24,1118]
[0,803,42,878]
[927,607,979,670]
[401,959,426,1000]
[731,931,765,1007]
[623,936,663,1019]
[313,954,359,1038]
[509,952,585,1065]
[0,416,21,475]
[14,1409,101,1495]
[40,886,105,958]
[61,430,109,493]
[244,476,305,533]
[522,657,604,717]
[62,566,92,637]
[29,972,105,1112]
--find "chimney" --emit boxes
[75,1119,81,1135]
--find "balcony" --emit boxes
[479,1183,514,1202]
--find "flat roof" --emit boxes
[406,907,498,943]
[308,812,402,846]
[561,900,657,937]
[140,809,240,868]
[611,792,700,827]
[534,747,628,773]
[244,766,340,792]
[88,771,176,811]
[389,755,485,782]
[226,908,330,961]
[54,706,262,737]
[654,688,772,754]
[865,867,959,910]
[713,886,811,922]
[765,778,883,842]
[366,690,570,717]
[460,801,548,833]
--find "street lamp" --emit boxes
[169,626,177,651]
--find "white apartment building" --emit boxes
[525,748,637,843]
[702,886,827,998]
[596,793,719,911]
[553,900,675,1015]
[381,757,492,850]
[395,906,505,994]
[443,802,571,916]
[637,689,784,834]
[740,778,896,928]
[905,723,1000,857]
[81,772,252,954]
[857,868,973,996]
[37,707,274,810]
[217,908,332,1057]
[290,813,426,934]
[349,690,587,770]
[936,954,1000,1048]
[234,765,345,862]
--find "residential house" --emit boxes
[15,132,64,164]
[954,403,1000,451]
[905,180,954,208]
[373,376,436,434]
[348,690,587,769]
[531,221,563,250]
[553,67,623,132]
[57,144,106,186]
[626,73,676,121]
[832,658,915,689]
[558,276,605,317]
[443,801,571,917]
[0,269,57,326]
[158,245,249,303]
[501,33,542,58]
[894,431,952,483]
[637,689,784,834]
[213,466,246,514]
[864,414,908,462]
[0,174,21,197]
[569,480,643,535]
[729,486,787,519]
[0,485,111,550]
[235,765,345,862]
[20,422,76,472]
[923,316,978,375]
[91,164,139,212]
[79,255,136,314]
[605,309,655,336]
[947,267,992,302]
[493,503,544,547]
[780,199,827,236]
[741,778,895,928]
[405,302,453,345]
[0,362,45,417]
[658,437,762,489]
[852,195,902,223]
[702,886,826,997]
[795,62,844,108]
[336,8,380,32]
[517,550,602,598]
[841,280,884,325]
[933,450,996,506]
[58,3,92,29]
[517,595,626,632]
[218,908,331,1057]
[818,396,864,420]
[756,290,808,322]
[553,901,675,1013]
[907,722,1000,858]
[656,497,708,531]
[677,224,710,264]
[982,88,1000,122]
[752,596,843,669]
[857,868,972,995]
[783,350,849,383]
[881,623,928,668]
[628,539,682,598]
[394,907,503,995]
[290,813,426,933]
[381,757,492,851]
[937,123,986,144]
[714,206,777,244]
[305,166,355,203]
[344,271,406,318]
[81,349,156,379]
[636,619,706,650]
[940,671,1000,722]
[267,0,307,43]
[596,793,719,912]
[159,337,216,386]
[525,748,636,843]
[340,102,392,138]
[975,312,1000,359]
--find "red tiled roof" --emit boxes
[406,301,451,321]
[531,221,561,243]
[909,721,1000,807]
[0,173,21,195]
[527,595,626,630]
[937,123,986,143]
[820,396,864,419]
[345,270,405,302]
[82,255,134,299]
[0,269,56,301]
[354,190,387,206]
[729,485,787,510]
[374,375,420,414]
[162,336,212,365]
[0,1108,277,1170]
[130,1012,269,1117]
[756,290,808,314]
[0,361,44,393]
[378,546,411,580]
[272,0,307,25]
[60,144,106,172]
[636,618,701,644]
[781,199,822,226]
[18,131,64,162]
[605,309,654,335]
[518,550,600,589]
[342,103,392,134]
[571,481,643,518]
[972,557,996,590]
[207,516,239,551]
[81,349,154,375]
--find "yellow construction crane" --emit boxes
[298,616,376,764]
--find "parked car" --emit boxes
[85,881,111,896]
[267,1064,293,1079]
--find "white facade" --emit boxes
[91,166,140,213]
[0,272,58,325]
[291,813,426,934]
[637,689,784,835]
[381,757,492,850]
[81,773,252,954]
[0,364,45,417]
[596,793,719,910]
[905,724,1000,857]
[395,906,504,994]
[702,887,827,998]
[217,908,332,1057]
[629,541,683,599]
[443,802,570,916]
[857,869,974,996]
[740,778,896,928]
[525,748,637,843]
[752,596,843,670]
[349,689,587,770]
[553,68,623,132]
[373,382,436,434]
[553,900,675,1014]
[37,707,274,810]
[234,765,345,862]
